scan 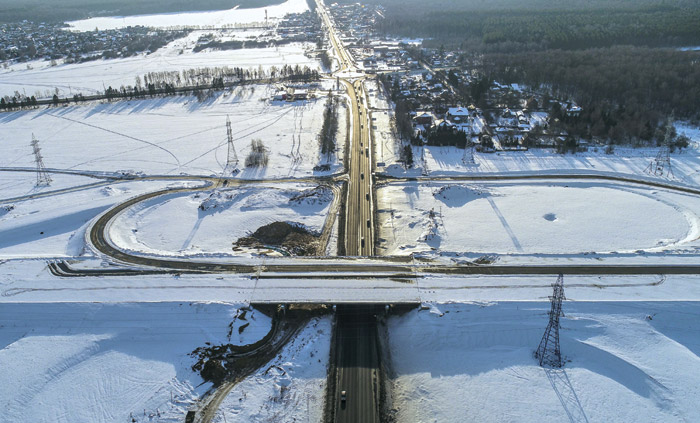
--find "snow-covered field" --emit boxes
[110,184,334,257]
[0,300,328,423]
[0,302,272,423]
[0,83,345,178]
[0,179,202,259]
[408,143,700,187]
[387,301,700,423]
[377,179,700,257]
[0,42,318,99]
[66,0,309,31]
[378,123,700,187]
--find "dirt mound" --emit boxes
[236,221,320,256]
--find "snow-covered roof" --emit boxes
[447,107,469,117]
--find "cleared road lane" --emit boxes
[333,305,381,423]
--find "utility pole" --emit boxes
[535,274,566,367]
[30,133,52,186]
[645,115,675,179]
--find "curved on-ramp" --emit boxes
[85,171,700,277]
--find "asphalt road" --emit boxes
[315,3,382,421]
[342,79,374,256]
[316,0,374,256]
[333,306,381,423]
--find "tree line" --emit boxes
[193,38,305,53]
[0,64,320,111]
[319,92,338,163]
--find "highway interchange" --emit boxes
[3,1,700,421]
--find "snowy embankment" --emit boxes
[0,302,273,423]
[212,317,331,423]
[0,171,100,200]
[109,184,333,257]
[0,82,343,178]
[387,302,700,423]
[66,0,309,31]
[377,180,700,257]
[411,143,700,186]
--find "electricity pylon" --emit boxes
[225,115,239,174]
[645,116,675,179]
[31,134,52,186]
[462,144,476,166]
[535,274,566,367]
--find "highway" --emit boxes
[342,79,374,256]
[316,0,354,72]
[317,2,381,421]
[316,0,374,256]
[331,305,381,423]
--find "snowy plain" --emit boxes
[0,302,272,423]
[0,42,319,99]
[0,83,345,178]
[0,178,204,259]
[387,301,700,423]
[0,170,103,200]
[109,183,334,257]
[377,179,700,258]
[66,0,309,31]
[0,301,328,423]
[408,143,700,188]
[1,2,700,422]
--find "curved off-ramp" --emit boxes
[83,171,700,277]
